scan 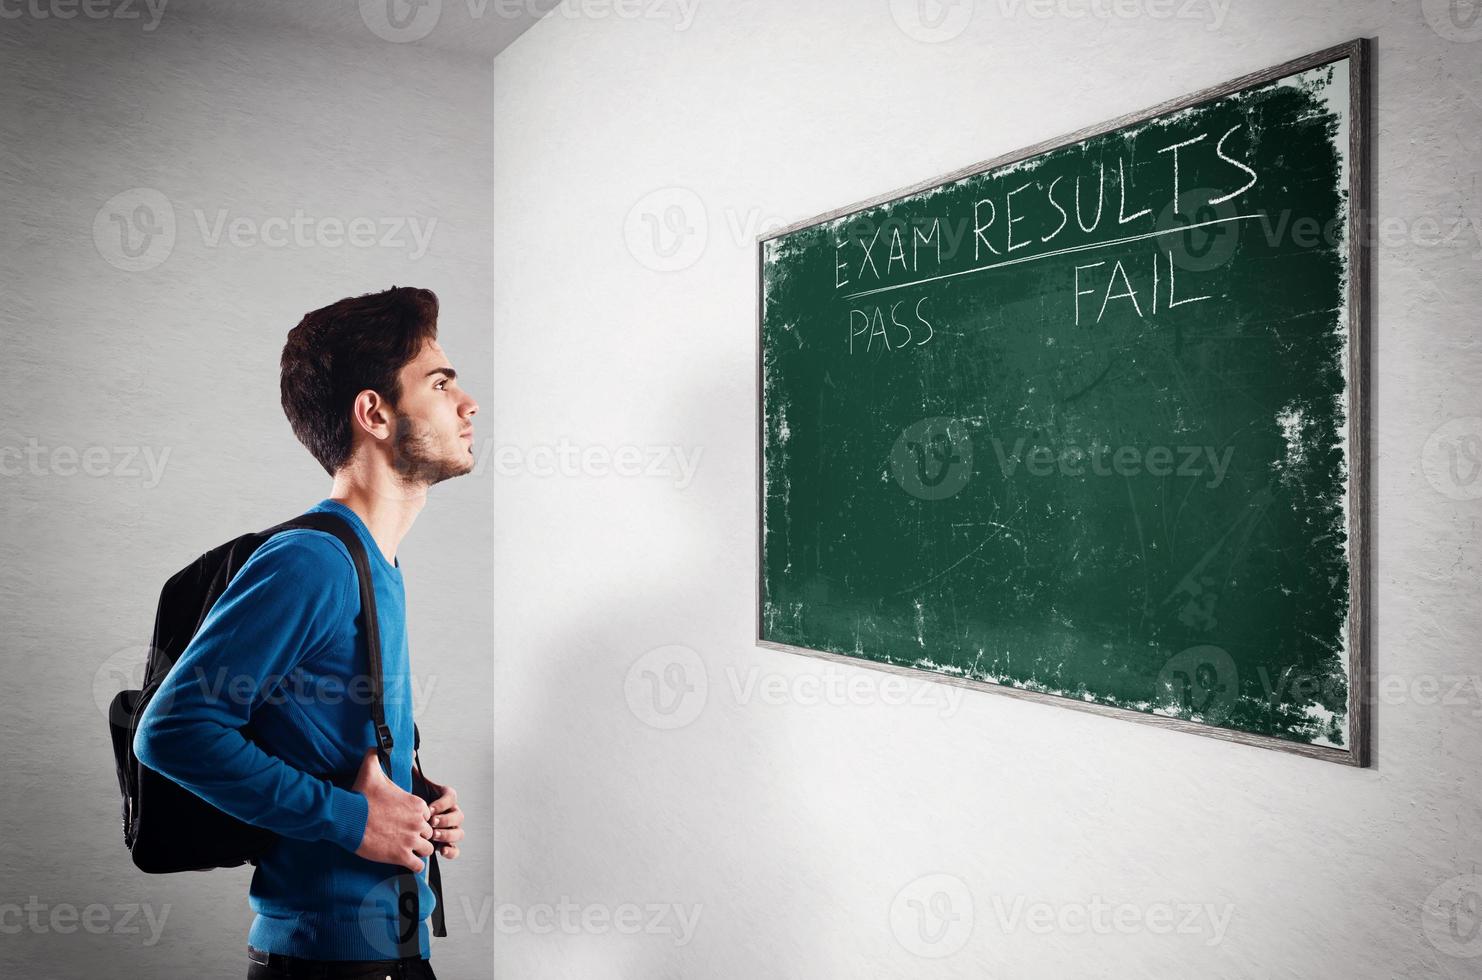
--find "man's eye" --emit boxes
[435,379,447,389]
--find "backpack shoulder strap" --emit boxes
[269,513,394,760]
[267,510,444,945]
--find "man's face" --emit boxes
[385,337,479,488]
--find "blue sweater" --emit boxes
[133,499,434,960]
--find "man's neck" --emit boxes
[324,479,426,567]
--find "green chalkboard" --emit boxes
[757,40,1371,764]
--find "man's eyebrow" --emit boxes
[427,367,457,381]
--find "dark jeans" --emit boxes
[247,945,439,979]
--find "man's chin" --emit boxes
[443,451,477,481]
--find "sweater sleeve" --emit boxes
[133,531,370,853]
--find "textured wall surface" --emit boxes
[493,2,1482,978]
[0,8,494,979]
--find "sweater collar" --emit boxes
[312,499,402,576]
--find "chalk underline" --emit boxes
[839,213,1262,301]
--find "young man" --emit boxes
[133,286,477,979]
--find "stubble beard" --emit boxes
[389,414,474,490]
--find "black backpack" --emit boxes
[108,510,446,944]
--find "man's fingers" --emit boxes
[432,826,465,845]
[436,844,459,860]
[430,789,458,813]
[412,836,435,858]
[430,805,463,829]
[405,854,426,874]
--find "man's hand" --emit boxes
[351,747,436,872]
[417,770,465,860]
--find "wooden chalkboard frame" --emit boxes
[755,38,1373,767]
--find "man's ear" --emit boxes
[351,389,393,442]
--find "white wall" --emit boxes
[492,2,1482,977]
[0,8,494,979]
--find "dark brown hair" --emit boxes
[280,286,439,476]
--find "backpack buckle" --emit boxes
[375,723,395,752]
